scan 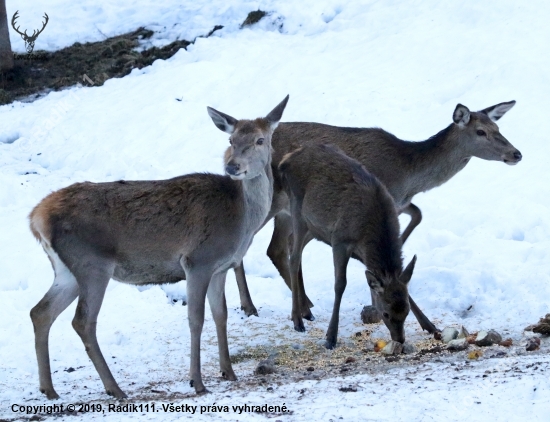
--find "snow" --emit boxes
[1,0,550,420]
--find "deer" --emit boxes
[279,143,417,348]
[28,95,289,399]
[234,101,521,334]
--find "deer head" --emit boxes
[366,255,417,343]
[452,101,522,165]
[208,95,289,180]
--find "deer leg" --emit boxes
[30,252,79,400]
[408,295,440,334]
[207,270,237,381]
[399,203,422,244]
[233,263,258,317]
[289,216,309,333]
[325,243,351,349]
[267,213,314,308]
[70,261,126,399]
[186,269,212,394]
[297,233,315,321]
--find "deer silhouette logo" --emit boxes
[11,11,49,54]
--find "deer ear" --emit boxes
[453,104,470,126]
[366,270,385,295]
[265,95,289,130]
[400,255,417,284]
[207,106,238,134]
[479,100,516,122]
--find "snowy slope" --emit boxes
[1,0,550,420]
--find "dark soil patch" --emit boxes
[0,25,223,105]
[241,10,268,28]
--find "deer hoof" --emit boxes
[221,370,237,381]
[190,379,209,394]
[41,388,60,400]
[324,339,337,350]
[293,322,306,332]
[302,312,315,321]
[241,305,259,317]
[106,388,128,400]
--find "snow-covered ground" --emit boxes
[1,0,549,420]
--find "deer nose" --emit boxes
[513,151,522,161]
[225,162,241,176]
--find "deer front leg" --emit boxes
[207,271,237,381]
[267,213,314,309]
[233,263,258,317]
[399,203,422,244]
[325,243,351,349]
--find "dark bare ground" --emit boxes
[0,8,272,106]
[0,25,224,105]
[241,10,268,28]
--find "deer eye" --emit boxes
[256,138,265,145]
[383,312,389,319]
[476,130,487,137]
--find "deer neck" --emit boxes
[403,125,471,199]
[358,213,403,278]
[240,159,273,232]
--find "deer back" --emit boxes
[271,101,520,209]
[279,144,402,275]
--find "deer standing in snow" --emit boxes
[29,96,289,398]
[235,101,521,333]
[279,144,417,347]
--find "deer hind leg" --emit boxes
[70,260,125,399]
[207,270,237,382]
[186,268,212,394]
[30,248,79,400]
[325,243,351,349]
[267,213,314,308]
[399,203,422,244]
[233,263,258,317]
[298,232,315,320]
[288,213,310,333]
[409,295,440,334]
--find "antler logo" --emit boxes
[11,11,49,54]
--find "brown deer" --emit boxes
[28,96,289,399]
[279,144,417,348]
[235,101,521,332]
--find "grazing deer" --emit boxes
[235,101,521,332]
[28,96,289,398]
[279,144,417,348]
